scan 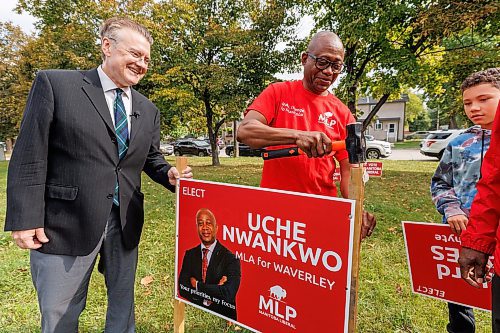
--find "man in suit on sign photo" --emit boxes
[178,208,241,320]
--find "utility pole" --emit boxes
[436,108,440,130]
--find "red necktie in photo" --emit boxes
[202,248,208,283]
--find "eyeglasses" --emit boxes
[108,37,151,67]
[307,53,343,73]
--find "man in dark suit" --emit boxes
[178,208,241,320]
[4,17,192,333]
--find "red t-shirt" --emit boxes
[246,80,355,196]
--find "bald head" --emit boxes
[196,208,218,246]
[196,208,216,225]
[307,31,344,55]
[301,31,345,95]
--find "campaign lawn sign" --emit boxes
[332,162,383,182]
[175,179,356,332]
[402,221,492,311]
[364,162,382,177]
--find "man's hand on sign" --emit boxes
[361,211,376,240]
[458,247,490,288]
[295,131,332,158]
[168,165,193,185]
[447,214,468,235]
[218,276,227,285]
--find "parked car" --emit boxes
[173,139,212,157]
[159,142,174,155]
[225,143,263,157]
[365,135,392,159]
[420,129,464,159]
[406,131,430,140]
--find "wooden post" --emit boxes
[176,157,188,177]
[173,156,188,333]
[173,299,185,333]
[347,165,365,333]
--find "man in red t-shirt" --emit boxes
[237,31,375,238]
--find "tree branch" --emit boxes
[419,39,495,56]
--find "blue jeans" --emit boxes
[447,302,475,333]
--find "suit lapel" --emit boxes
[81,69,115,134]
[206,242,223,279]
[194,247,203,280]
[129,89,144,145]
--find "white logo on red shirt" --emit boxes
[280,102,304,117]
[318,111,337,128]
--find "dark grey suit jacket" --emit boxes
[5,68,175,255]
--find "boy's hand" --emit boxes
[447,214,468,235]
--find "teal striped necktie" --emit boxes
[113,88,128,206]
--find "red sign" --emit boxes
[365,162,382,177]
[332,162,382,182]
[402,221,492,311]
[175,179,355,332]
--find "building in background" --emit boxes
[358,94,409,142]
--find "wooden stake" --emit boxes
[347,165,365,333]
[173,299,185,333]
[173,157,188,333]
[176,157,188,176]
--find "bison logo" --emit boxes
[269,285,287,301]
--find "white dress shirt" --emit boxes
[97,65,132,136]
[200,240,218,266]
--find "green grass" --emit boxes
[0,158,492,332]
[393,140,422,149]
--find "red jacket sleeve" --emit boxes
[461,101,500,254]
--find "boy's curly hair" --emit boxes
[461,68,500,93]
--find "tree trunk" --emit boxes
[449,114,458,129]
[347,82,358,115]
[203,93,220,166]
[6,138,14,153]
[233,120,239,158]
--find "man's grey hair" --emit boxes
[99,17,153,59]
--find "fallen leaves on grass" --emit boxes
[140,275,154,287]
[396,284,403,295]
[388,227,398,234]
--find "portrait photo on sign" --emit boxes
[177,207,241,320]
[175,179,355,333]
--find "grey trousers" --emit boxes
[30,206,138,333]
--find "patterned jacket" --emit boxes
[431,125,491,222]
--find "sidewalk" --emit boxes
[386,149,436,161]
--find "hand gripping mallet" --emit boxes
[261,122,366,165]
